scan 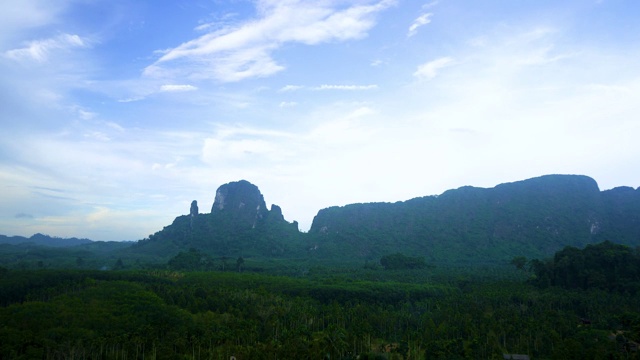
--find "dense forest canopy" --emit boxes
[529,241,640,293]
[2,243,640,359]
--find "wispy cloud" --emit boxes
[144,0,395,82]
[408,13,432,37]
[117,96,145,103]
[413,56,454,79]
[422,1,439,9]
[159,84,198,92]
[278,84,378,91]
[77,109,96,120]
[0,1,72,46]
[4,33,87,62]
[279,84,304,92]
[279,101,297,108]
[315,84,379,90]
[201,125,295,165]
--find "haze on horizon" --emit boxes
[1,0,639,241]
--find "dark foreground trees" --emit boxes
[1,252,640,359]
[529,240,640,293]
[380,253,427,270]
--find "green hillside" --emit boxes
[309,175,639,263]
[2,175,638,269]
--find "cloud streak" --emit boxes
[413,56,454,79]
[278,84,378,91]
[315,84,378,90]
[4,33,87,62]
[144,0,395,82]
[159,84,198,92]
[408,13,432,37]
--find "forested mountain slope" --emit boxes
[0,233,93,247]
[13,175,636,267]
[309,175,640,263]
[128,180,303,260]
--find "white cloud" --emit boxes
[305,106,377,146]
[413,56,454,79]
[117,96,145,103]
[279,84,304,92]
[279,101,297,108]
[84,131,110,142]
[159,84,198,92]
[4,33,87,62]
[144,0,395,82]
[77,109,97,120]
[278,84,378,92]
[422,1,439,10]
[106,122,125,132]
[315,84,379,90]
[202,138,279,163]
[0,1,72,47]
[407,13,432,37]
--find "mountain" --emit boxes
[308,175,640,263]
[0,233,93,247]
[11,175,637,267]
[131,175,640,265]
[130,180,303,259]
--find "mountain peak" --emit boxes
[211,180,269,227]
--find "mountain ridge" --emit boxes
[129,174,639,264]
[3,174,639,266]
[307,174,638,262]
[0,233,94,248]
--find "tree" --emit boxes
[114,258,124,270]
[510,256,527,271]
[236,257,245,272]
[380,253,426,270]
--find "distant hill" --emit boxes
[6,175,638,267]
[0,233,93,248]
[129,175,639,265]
[307,175,640,263]
[129,180,303,260]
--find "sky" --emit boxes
[1,0,639,241]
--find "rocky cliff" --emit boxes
[211,180,269,228]
[308,175,639,262]
[131,180,302,259]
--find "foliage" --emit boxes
[510,256,527,271]
[309,175,640,264]
[3,175,640,270]
[380,253,427,270]
[530,241,640,293]
[1,264,640,359]
[167,248,215,271]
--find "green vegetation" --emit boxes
[380,253,427,270]
[3,175,640,270]
[2,176,640,358]
[529,241,640,293]
[2,242,640,359]
[309,175,640,264]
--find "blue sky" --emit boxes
[1,0,639,241]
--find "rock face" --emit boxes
[131,175,640,262]
[190,200,198,217]
[211,180,270,227]
[308,174,638,261]
[133,179,303,259]
[269,204,285,222]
